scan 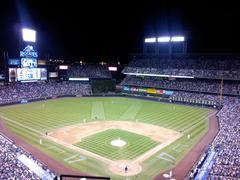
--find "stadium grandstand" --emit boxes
[0,81,91,105]
[120,52,240,179]
[0,52,239,179]
[67,64,112,79]
[0,133,56,179]
[0,2,240,179]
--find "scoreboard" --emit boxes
[21,58,37,68]
[9,68,47,82]
[8,28,48,82]
[17,68,40,81]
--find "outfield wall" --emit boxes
[0,95,76,107]
[0,92,220,110]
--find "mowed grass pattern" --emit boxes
[75,129,160,160]
[0,97,211,179]
[0,97,209,133]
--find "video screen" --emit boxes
[8,59,20,66]
[17,68,41,81]
[40,68,47,80]
[21,58,37,68]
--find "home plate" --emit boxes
[109,160,142,176]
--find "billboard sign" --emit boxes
[20,45,38,58]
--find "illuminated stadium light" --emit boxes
[171,36,185,42]
[123,72,194,79]
[157,36,170,42]
[59,65,68,70]
[49,72,58,78]
[144,37,156,43]
[108,67,117,71]
[22,28,36,42]
[69,78,89,81]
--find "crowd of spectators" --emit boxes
[170,91,222,104]
[121,76,240,95]
[0,81,92,105]
[187,96,240,179]
[0,133,56,179]
[207,98,240,179]
[68,64,112,79]
[123,55,240,80]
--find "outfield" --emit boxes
[0,97,212,179]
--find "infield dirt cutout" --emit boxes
[46,121,182,176]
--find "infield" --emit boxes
[46,121,181,175]
[75,129,160,160]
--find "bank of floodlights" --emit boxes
[171,36,185,42]
[157,36,170,42]
[144,37,156,43]
[22,28,36,42]
[145,36,185,43]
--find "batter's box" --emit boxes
[157,152,176,164]
[64,154,87,164]
[46,146,65,154]
[172,144,188,153]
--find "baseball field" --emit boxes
[0,97,212,179]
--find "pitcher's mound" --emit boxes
[110,138,126,147]
[108,160,142,176]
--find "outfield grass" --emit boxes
[0,97,211,179]
[75,129,160,160]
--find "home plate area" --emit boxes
[108,160,142,176]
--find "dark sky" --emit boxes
[0,1,240,62]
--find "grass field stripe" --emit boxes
[137,108,199,126]
[120,102,142,120]
[165,112,204,128]
[168,113,208,130]
[0,113,43,135]
[91,101,105,120]
[1,112,68,132]
[162,111,207,129]
[6,110,84,131]
[178,115,208,132]
[2,113,53,131]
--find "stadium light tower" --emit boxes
[22,28,36,42]
[157,36,170,42]
[143,35,187,54]
[144,37,156,43]
[171,36,185,42]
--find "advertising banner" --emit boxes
[138,88,147,93]
[123,86,130,91]
[147,88,157,94]
[156,89,165,94]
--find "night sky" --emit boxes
[0,1,240,63]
